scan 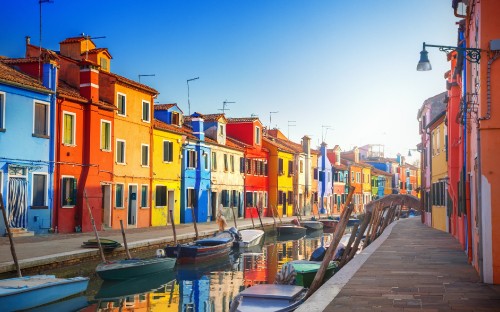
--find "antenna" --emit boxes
[321,125,332,142]
[38,0,53,81]
[138,74,156,83]
[81,33,106,60]
[187,77,199,115]
[287,120,296,139]
[269,111,278,129]
[219,100,235,114]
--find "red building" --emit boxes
[226,118,269,218]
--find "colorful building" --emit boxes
[341,147,364,213]
[328,145,349,215]
[318,142,333,214]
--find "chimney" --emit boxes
[302,135,311,155]
[191,114,205,141]
[79,60,99,102]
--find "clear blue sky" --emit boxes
[1,0,460,159]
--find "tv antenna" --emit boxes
[219,100,235,114]
[81,33,106,60]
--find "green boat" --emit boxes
[288,260,339,288]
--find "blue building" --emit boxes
[318,142,333,214]
[0,60,57,234]
[181,113,211,223]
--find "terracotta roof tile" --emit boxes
[227,117,260,123]
[59,36,87,44]
[154,103,177,111]
[263,137,295,154]
[0,61,51,94]
[201,113,227,122]
[104,71,158,95]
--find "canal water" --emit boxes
[41,227,353,312]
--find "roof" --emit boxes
[59,36,88,44]
[263,136,296,154]
[103,71,158,95]
[201,113,227,123]
[154,103,177,111]
[227,117,260,123]
[371,167,392,177]
[154,119,196,139]
[332,163,348,170]
[0,61,52,94]
[57,79,115,110]
[82,48,113,59]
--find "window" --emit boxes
[278,191,283,205]
[240,157,245,173]
[115,184,124,208]
[187,189,196,208]
[252,159,258,175]
[116,140,126,164]
[221,190,230,207]
[32,174,47,208]
[224,154,229,171]
[356,172,361,183]
[203,153,208,170]
[117,93,126,116]
[163,141,173,162]
[187,150,197,168]
[211,152,217,170]
[141,185,149,207]
[263,192,268,208]
[142,100,150,122]
[0,92,5,130]
[246,191,253,207]
[253,192,258,208]
[219,124,224,136]
[314,168,318,180]
[34,101,49,137]
[300,160,304,173]
[155,185,167,207]
[264,162,268,176]
[232,190,238,207]
[288,160,294,176]
[278,158,284,175]
[351,171,355,182]
[101,120,111,151]
[172,112,180,126]
[100,57,108,71]
[246,159,252,174]
[62,177,77,207]
[62,112,76,145]
[255,160,261,176]
[288,191,293,205]
[141,144,149,166]
[230,155,235,172]
[255,126,261,144]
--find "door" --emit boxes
[8,177,28,228]
[128,185,137,226]
[168,190,175,224]
[211,191,217,221]
[282,192,287,217]
[101,185,111,228]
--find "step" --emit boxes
[5,228,35,237]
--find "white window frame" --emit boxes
[141,184,149,208]
[61,175,77,208]
[31,172,48,208]
[187,150,197,169]
[117,92,126,116]
[230,155,235,172]
[187,188,195,208]
[212,151,217,170]
[141,144,150,167]
[142,100,150,123]
[255,126,261,144]
[115,183,124,208]
[0,91,5,130]
[264,191,268,208]
[33,100,50,137]
[100,119,112,151]
[62,111,76,146]
[163,140,173,163]
[116,139,126,164]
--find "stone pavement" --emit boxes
[298,218,500,312]
[0,216,292,274]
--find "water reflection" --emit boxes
[74,229,340,312]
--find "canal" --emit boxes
[39,227,353,311]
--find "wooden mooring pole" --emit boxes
[84,189,106,263]
[0,193,22,277]
[191,207,199,240]
[168,210,177,244]
[231,207,238,228]
[119,220,132,260]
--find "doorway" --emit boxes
[101,184,111,228]
[8,177,28,228]
[128,185,137,226]
[168,190,175,224]
[282,192,287,217]
[211,191,217,221]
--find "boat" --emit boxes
[301,220,323,231]
[81,238,121,251]
[96,270,176,300]
[230,284,307,312]
[0,275,89,311]
[288,260,339,288]
[318,219,339,229]
[96,257,176,281]
[165,236,234,264]
[277,224,307,236]
[239,229,265,248]
[347,218,360,227]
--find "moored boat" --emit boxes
[81,238,121,251]
[301,220,323,231]
[239,229,265,248]
[318,219,339,229]
[277,224,307,236]
[165,236,234,264]
[96,257,176,281]
[0,275,89,311]
[288,260,339,288]
[230,284,307,312]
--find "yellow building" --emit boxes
[152,118,185,225]
[263,133,296,217]
[361,164,372,207]
[430,114,447,232]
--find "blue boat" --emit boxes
[165,236,234,264]
[96,257,176,281]
[230,284,307,312]
[0,275,89,311]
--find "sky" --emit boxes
[1,0,461,160]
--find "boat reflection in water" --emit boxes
[74,229,342,312]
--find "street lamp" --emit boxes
[408,149,420,157]
[187,77,199,115]
[416,42,483,71]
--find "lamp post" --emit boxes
[187,77,199,115]
[416,42,483,71]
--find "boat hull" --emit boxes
[239,229,265,248]
[277,225,307,236]
[301,221,323,231]
[96,257,176,280]
[289,260,339,288]
[0,275,89,311]
[165,241,233,264]
[233,284,306,312]
[318,219,338,229]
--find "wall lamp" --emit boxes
[417,42,483,71]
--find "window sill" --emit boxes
[31,205,48,209]
[101,148,112,152]
[63,143,76,147]
[32,133,50,139]
[141,165,150,168]
[142,119,151,123]
[62,205,75,209]
[117,113,126,117]
[116,162,126,165]
[140,206,150,209]
[115,207,124,209]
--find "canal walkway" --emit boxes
[297,217,500,312]
[0,216,294,274]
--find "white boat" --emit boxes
[230,284,307,312]
[239,229,265,248]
